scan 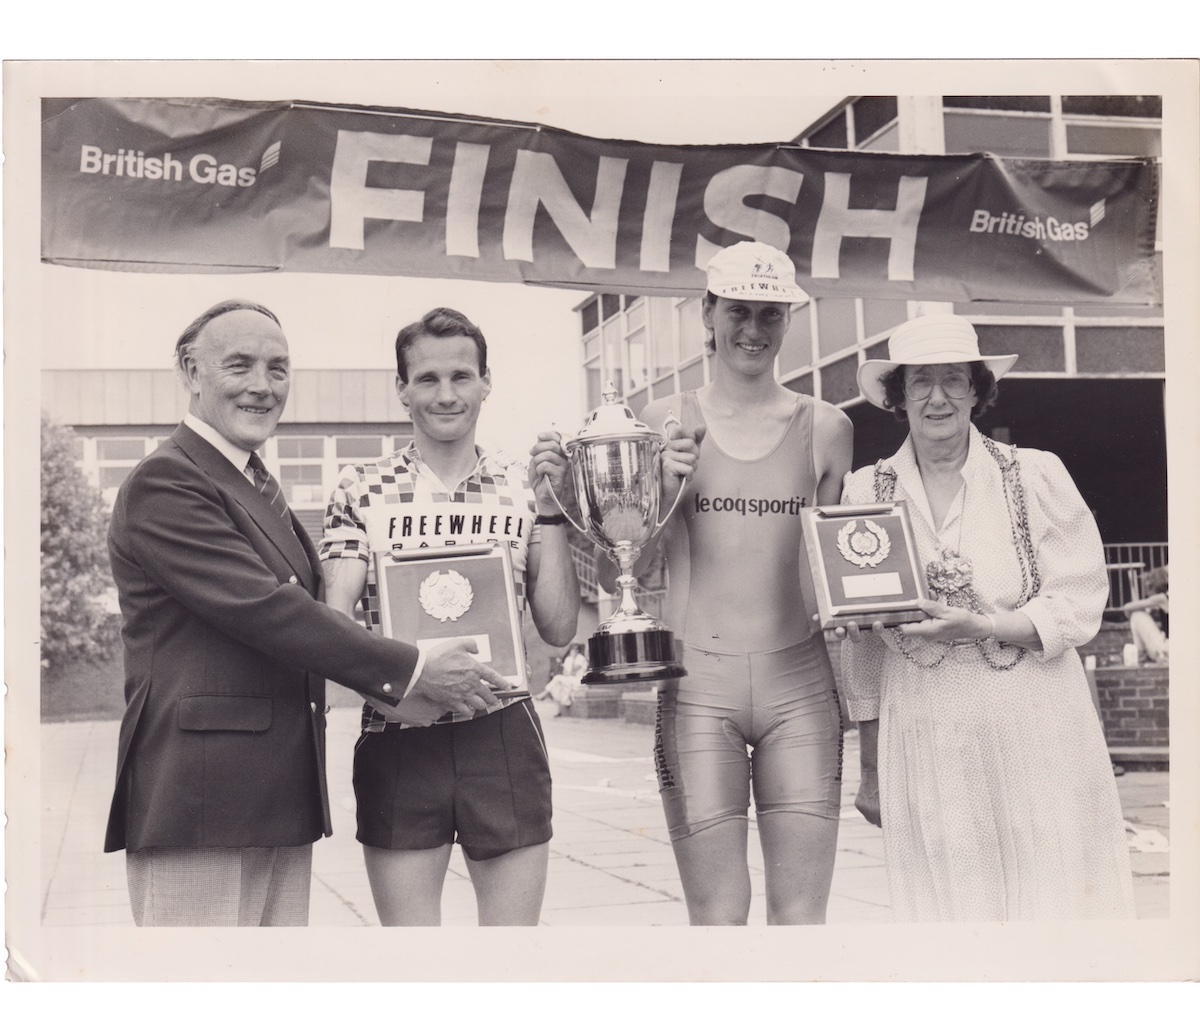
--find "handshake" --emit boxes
[369,637,525,727]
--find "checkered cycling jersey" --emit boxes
[319,442,541,731]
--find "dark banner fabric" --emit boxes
[42,97,1160,304]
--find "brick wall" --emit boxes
[1093,667,1169,749]
[1078,621,1134,663]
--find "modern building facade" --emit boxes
[41,368,413,542]
[574,94,1167,609]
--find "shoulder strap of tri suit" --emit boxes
[679,390,704,435]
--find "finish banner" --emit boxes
[42,97,1161,304]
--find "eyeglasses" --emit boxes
[904,370,973,401]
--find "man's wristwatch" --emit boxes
[534,512,570,526]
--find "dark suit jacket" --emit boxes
[105,423,419,853]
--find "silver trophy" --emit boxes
[549,385,686,686]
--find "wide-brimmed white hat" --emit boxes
[705,241,810,304]
[857,314,1018,409]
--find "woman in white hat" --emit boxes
[840,313,1134,921]
[606,240,853,924]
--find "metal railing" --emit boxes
[1103,542,1168,613]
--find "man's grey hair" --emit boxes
[174,299,282,371]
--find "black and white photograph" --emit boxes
[4,54,1198,989]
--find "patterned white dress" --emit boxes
[840,426,1135,921]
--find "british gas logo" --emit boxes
[969,200,1105,243]
[77,141,281,188]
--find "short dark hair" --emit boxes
[701,290,719,354]
[879,361,999,421]
[175,299,281,370]
[395,307,488,382]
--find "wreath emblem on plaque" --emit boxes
[836,519,891,568]
[418,569,474,622]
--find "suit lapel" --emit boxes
[172,424,316,591]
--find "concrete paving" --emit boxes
[40,701,1169,927]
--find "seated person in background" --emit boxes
[536,642,589,715]
[1123,565,1169,664]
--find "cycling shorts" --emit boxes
[654,636,843,841]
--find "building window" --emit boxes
[277,437,323,459]
[96,437,147,503]
[954,300,1067,318]
[627,326,649,391]
[862,340,889,362]
[581,299,599,336]
[1062,96,1162,119]
[852,97,899,145]
[279,464,326,505]
[811,113,849,150]
[820,354,860,405]
[943,111,1052,157]
[276,436,325,506]
[776,303,813,374]
[1075,326,1165,374]
[815,297,858,358]
[601,318,625,398]
[600,294,620,322]
[784,372,814,397]
[1064,123,1160,158]
[335,436,386,461]
[808,111,848,150]
[97,465,135,496]
[626,297,646,330]
[861,298,909,341]
[677,298,706,363]
[627,387,649,418]
[975,324,1065,373]
[96,438,146,461]
[585,360,603,411]
[678,359,705,392]
[645,298,675,381]
[860,123,900,153]
[944,97,1052,113]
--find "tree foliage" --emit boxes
[40,414,122,670]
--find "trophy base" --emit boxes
[582,629,686,686]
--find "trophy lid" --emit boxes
[568,383,661,447]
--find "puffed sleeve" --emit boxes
[837,466,886,721]
[1014,449,1108,661]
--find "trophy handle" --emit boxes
[545,479,590,536]
[654,409,687,531]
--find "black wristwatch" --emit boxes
[534,512,570,526]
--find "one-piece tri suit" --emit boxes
[654,391,843,840]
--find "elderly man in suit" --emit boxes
[104,298,511,927]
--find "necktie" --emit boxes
[246,452,292,523]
